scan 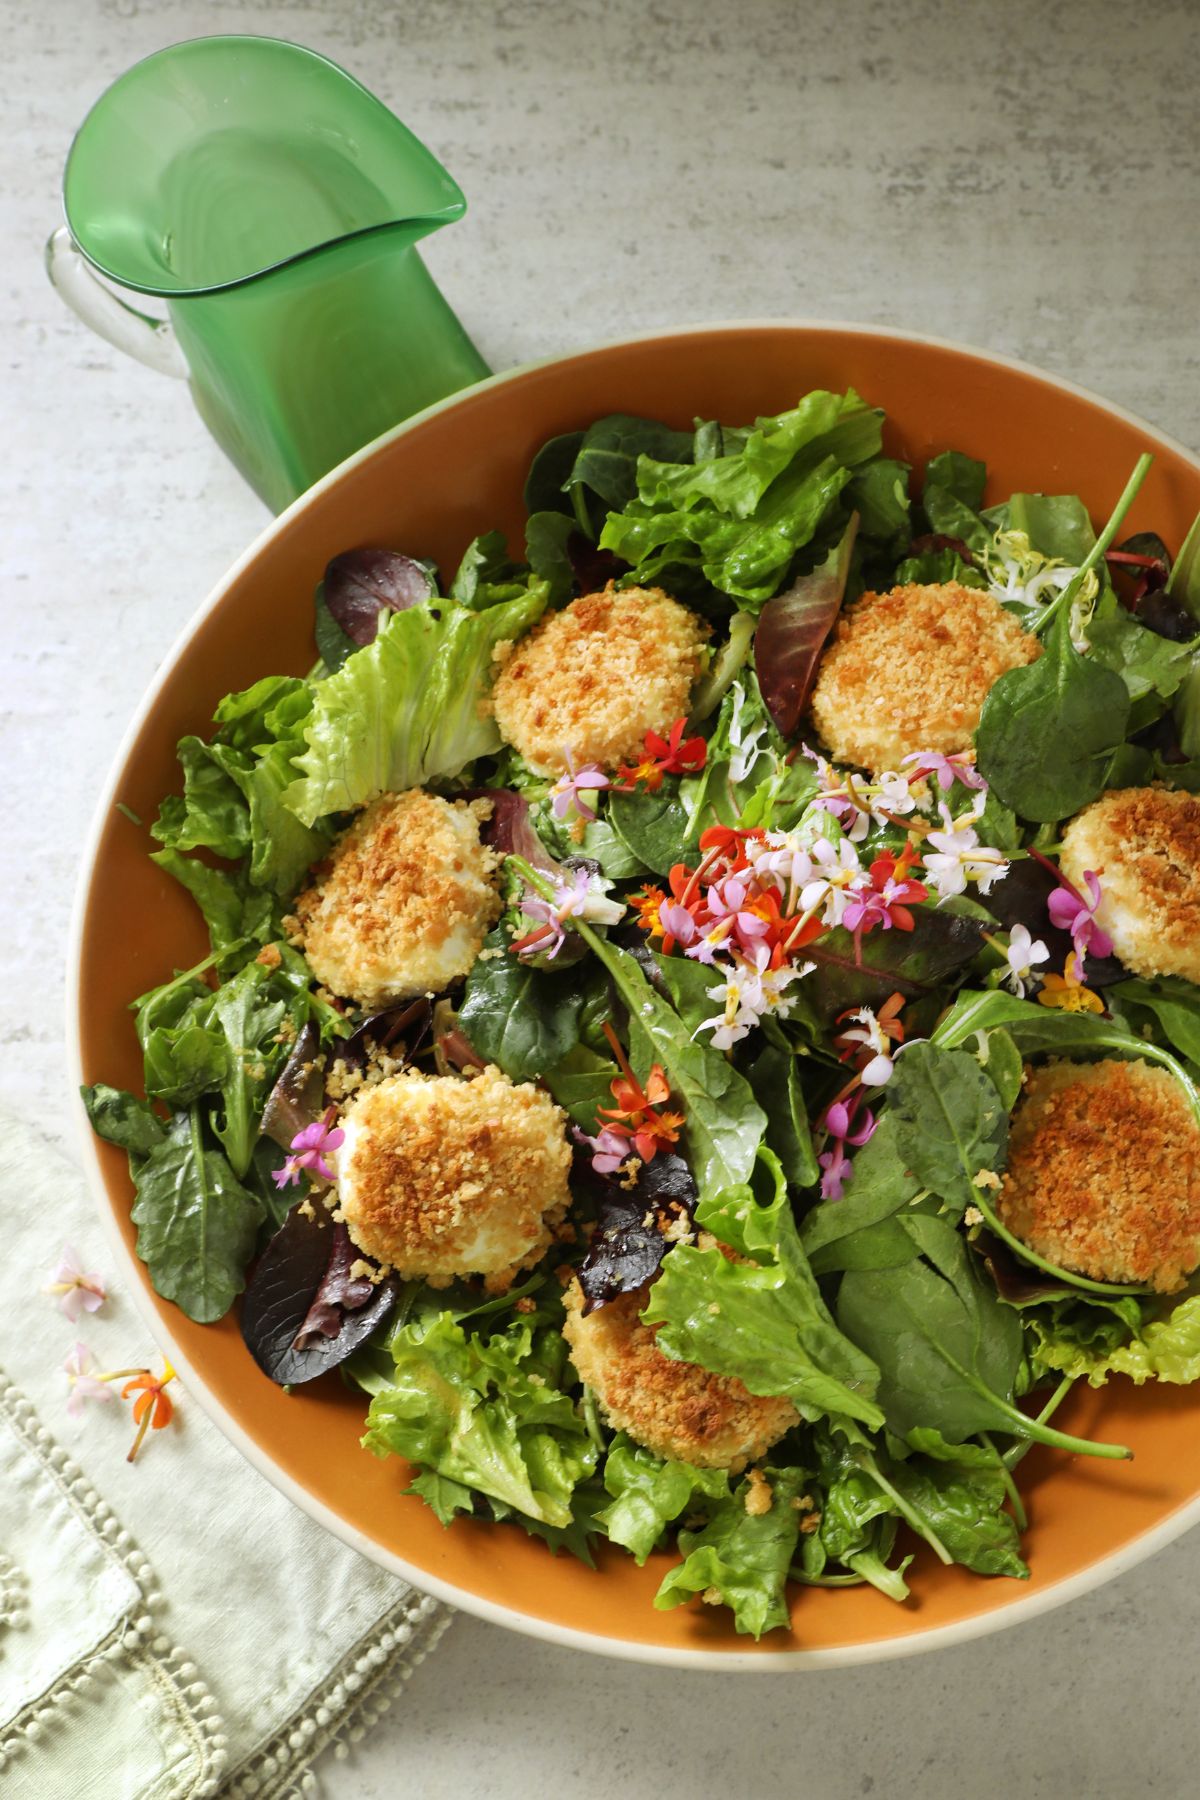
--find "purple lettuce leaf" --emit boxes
[577,1151,697,1314]
[754,515,859,739]
[323,548,436,647]
[240,1206,397,1386]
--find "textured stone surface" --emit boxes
[3,0,1199,1794]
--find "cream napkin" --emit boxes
[0,1114,449,1798]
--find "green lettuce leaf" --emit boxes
[1032,1292,1200,1387]
[643,1151,884,1429]
[362,1312,596,1528]
[653,1465,808,1637]
[285,585,549,826]
[596,1434,730,1564]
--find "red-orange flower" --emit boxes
[121,1362,176,1462]
[616,718,707,791]
[596,1024,684,1163]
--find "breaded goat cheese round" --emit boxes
[336,1066,572,1289]
[490,583,708,776]
[1060,785,1200,985]
[561,1277,798,1471]
[809,580,1041,774]
[293,789,500,1008]
[996,1058,1200,1293]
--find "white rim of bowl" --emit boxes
[67,317,1200,1670]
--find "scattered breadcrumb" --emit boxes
[515,1295,537,1314]
[490,583,709,776]
[996,1057,1200,1292]
[1060,785,1200,984]
[255,942,282,969]
[744,1468,773,1516]
[963,1204,984,1227]
[973,1168,1001,1190]
[336,1065,571,1289]
[561,1277,798,1471]
[293,789,501,1009]
[809,581,1041,773]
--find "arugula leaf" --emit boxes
[887,1041,1009,1213]
[459,926,593,1080]
[285,586,549,826]
[152,735,250,861]
[362,1312,596,1528]
[408,1470,475,1525]
[207,959,290,1177]
[653,1465,808,1637]
[643,1153,884,1429]
[1110,975,1200,1071]
[130,1108,265,1323]
[150,847,274,955]
[81,1084,166,1156]
[135,974,229,1107]
[210,680,333,895]
[975,611,1131,822]
[597,1435,729,1564]
[574,925,765,1198]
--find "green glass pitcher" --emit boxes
[47,35,492,513]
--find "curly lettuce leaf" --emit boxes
[285,585,549,826]
[362,1312,596,1528]
[653,1465,808,1638]
[1031,1292,1200,1388]
[596,1434,729,1564]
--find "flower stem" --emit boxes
[1034,453,1153,638]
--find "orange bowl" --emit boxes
[70,322,1200,1666]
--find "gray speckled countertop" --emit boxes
[4,0,1199,1793]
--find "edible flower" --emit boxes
[841,847,928,944]
[818,1097,878,1201]
[1037,952,1104,1014]
[549,749,610,824]
[1002,922,1050,997]
[513,867,625,959]
[272,1106,344,1188]
[122,1362,177,1462]
[593,1022,684,1167]
[43,1245,107,1321]
[798,834,864,928]
[1047,868,1113,970]
[63,1342,116,1417]
[833,995,906,1087]
[901,749,988,793]
[616,718,707,792]
[922,802,1008,899]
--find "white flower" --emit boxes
[1003,922,1050,997]
[696,948,812,1048]
[923,803,1008,900]
[799,834,863,926]
[874,770,919,818]
[837,1006,896,1086]
[747,829,814,897]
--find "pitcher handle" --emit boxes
[45,226,188,379]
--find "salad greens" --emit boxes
[86,385,1200,1639]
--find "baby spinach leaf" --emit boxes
[541,1044,615,1128]
[1006,492,1095,565]
[981,1028,1024,1112]
[745,1040,819,1188]
[887,1041,1008,1213]
[923,450,986,512]
[653,1465,808,1638]
[524,511,576,603]
[597,1435,729,1565]
[883,1448,1027,1578]
[1110,975,1200,1071]
[524,429,584,518]
[130,1108,265,1323]
[81,1084,167,1157]
[920,483,992,554]
[800,1114,922,1274]
[846,458,910,553]
[607,787,697,877]
[565,414,695,515]
[459,927,594,1080]
[574,925,765,1198]
[975,611,1131,822]
[1086,589,1197,704]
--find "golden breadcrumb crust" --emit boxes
[490,583,708,776]
[293,789,500,1008]
[1060,785,1200,984]
[808,580,1041,774]
[337,1066,571,1290]
[996,1058,1200,1293]
[561,1277,798,1471]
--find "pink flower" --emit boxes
[273,1107,345,1189]
[43,1245,107,1321]
[902,750,988,792]
[658,901,699,946]
[549,750,610,824]
[574,1124,635,1176]
[818,1098,877,1200]
[64,1343,116,1418]
[1047,869,1112,969]
[704,875,771,949]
